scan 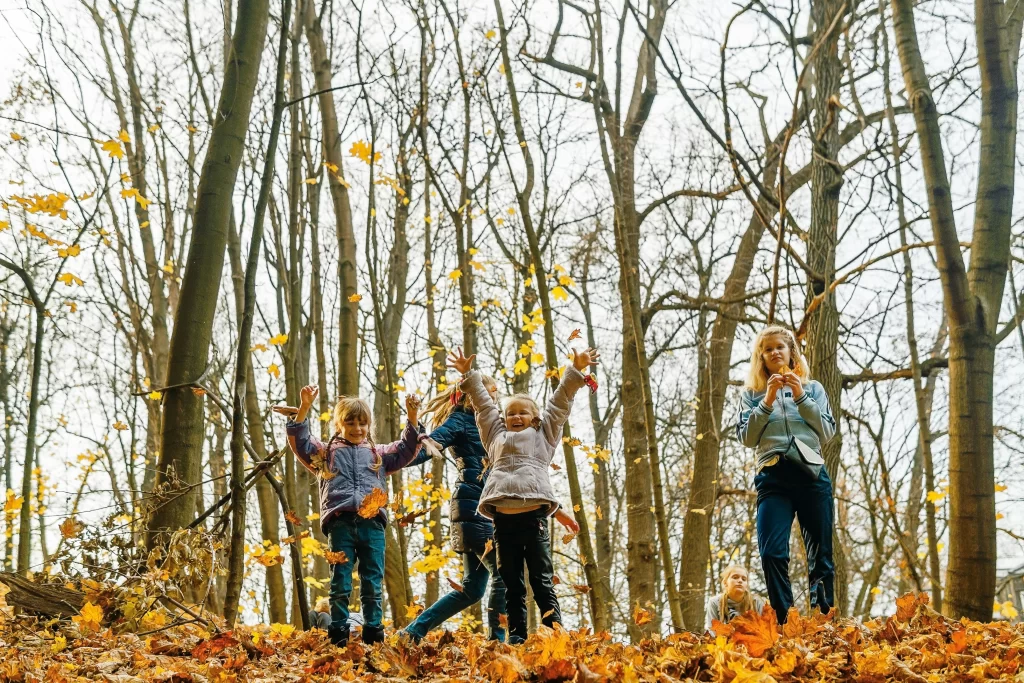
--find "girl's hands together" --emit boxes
[572,347,600,372]
[406,394,422,426]
[781,368,804,399]
[764,373,786,406]
[554,507,580,535]
[447,347,476,375]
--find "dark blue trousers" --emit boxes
[755,459,834,623]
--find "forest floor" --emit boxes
[0,593,1021,682]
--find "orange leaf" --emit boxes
[325,550,349,565]
[483,538,494,555]
[59,517,84,539]
[358,488,388,519]
[552,575,561,585]
[895,592,929,622]
[568,329,582,342]
[447,577,464,592]
[572,584,591,594]
[633,603,653,626]
[539,658,576,683]
[711,618,734,637]
[285,510,304,526]
[728,604,779,657]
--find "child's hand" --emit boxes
[554,507,580,534]
[447,347,476,375]
[406,394,421,426]
[781,368,804,399]
[300,384,319,408]
[571,347,600,372]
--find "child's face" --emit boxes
[339,417,369,444]
[723,569,749,600]
[761,335,792,374]
[504,399,537,432]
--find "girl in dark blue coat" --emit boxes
[401,376,507,642]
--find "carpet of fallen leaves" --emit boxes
[0,593,1022,682]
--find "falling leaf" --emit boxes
[572,585,591,594]
[994,483,1007,492]
[10,132,23,141]
[568,329,582,342]
[118,129,131,143]
[447,577,464,592]
[562,532,576,544]
[57,272,84,287]
[483,539,494,555]
[0,221,9,232]
[59,517,84,539]
[406,602,424,618]
[595,506,603,520]
[267,363,281,378]
[268,333,288,346]
[148,124,160,133]
[303,576,326,589]
[325,550,349,565]
[349,140,382,164]
[551,286,568,301]
[348,293,363,303]
[633,603,653,627]
[358,488,388,519]
[101,139,125,159]
[304,177,319,184]
[147,390,162,401]
[285,510,304,526]
[112,420,128,431]
[485,29,496,39]
[448,269,462,281]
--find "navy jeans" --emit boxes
[405,549,507,641]
[325,512,386,629]
[493,509,560,644]
[755,459,834,623]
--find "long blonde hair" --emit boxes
[326,396,382,473]
[426,375,497,428]
[744,325,810,392]
[719,564,755,618]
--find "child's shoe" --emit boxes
[362,625,386,645]
[327,624,350,647]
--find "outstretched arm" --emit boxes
[539,348,598,446]
[285,385,325,474]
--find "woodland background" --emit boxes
[0,0,1022,643]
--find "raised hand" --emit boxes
[405,394,422,426]
[300,384,319,408]
[571,347,600,372]
[447,347,476,375]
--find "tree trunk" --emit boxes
[302,0,359,396]
[224,0,290,625]
[148,0,270,548]
[803,0,848,615]
[890,0,1021,620]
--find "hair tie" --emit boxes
[449,386,463,406]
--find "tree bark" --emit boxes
[890,0,1021,620]
[148,0,270,548]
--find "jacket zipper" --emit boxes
[780,391,793,451]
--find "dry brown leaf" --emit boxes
[358,488,388,519]
[728,605,779,658]
[325,550,349,565]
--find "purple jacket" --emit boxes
[286,418,421,532]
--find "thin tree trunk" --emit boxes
[890,0,1021,620]
[224,0,290,625]
[148,0,270,548]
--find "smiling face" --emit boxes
[339,417,369,444]
[761,334,792,375]
[504,397,538,432]
[723,567,749,601]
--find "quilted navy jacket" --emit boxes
[410,407,493,554]
[286,418,420,533]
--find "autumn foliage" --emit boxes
[0,592,1021,682]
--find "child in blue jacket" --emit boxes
[285,384,421,647]
[401,375,507,643]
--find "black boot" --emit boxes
[327,624,350,648]
[362,624,385,645]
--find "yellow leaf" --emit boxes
[0,221,9,232]
[57,273,84,287]
[140,221,150,228]
[348,293,362,303]
[319,411,331,422]
[405,602,423,618]
[112,420,128,431]
[101,139,125,159]
[268,333,288,346]
[498,63,506,75]
[65,301,78,313]
[926,490,945,503]
[349,140,381,164]
[304,177,319,184]
[495,217,505,226]
[995,483,1007,492]
[323,161,338,173]
[161,260,174,274]
[551,286,567,301]
[596,506,603,520]
[3,490,22,514]
[996,512,1005,520]
[118,129,131,143]
[469,260,485,271]
[78,191,94,201]
[57,244,81,258]
[270,622,295,637]
[140,610,166,630]
[530,352,544,365]
[148,124,160,133]
[73,601,103,632]
[507,207,516,215]
[267,363,281,379]
[10,132,23,141]
[871,587,881,595]
[51,634,67,653]
[448,269,462,281]
[147,390,162,400]
[513,358,530,375]
[303,576,325,589]
[250,343,268,352]
[485,29,496,40]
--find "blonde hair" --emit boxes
[719,564,755,618]
[744,325,810,392]
[327,396,382,473]
[503,394,541,428]
[426,375,498,428]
